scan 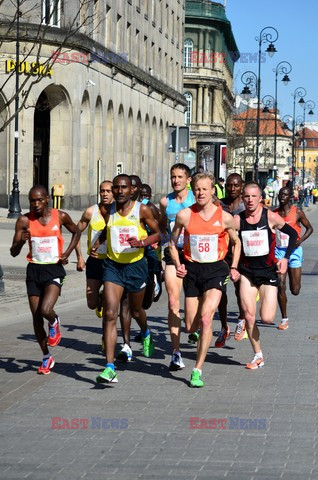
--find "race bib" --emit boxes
[190,234,218,263]
[110,226,139,254]
[91,228,107,255]
[241,230,269,257]
[31,236,59,263]
[170,221,184,247]
[276,229,289,248]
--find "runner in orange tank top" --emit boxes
[274,187,313,330]
[10,185,80,375]
[169,173,241,388]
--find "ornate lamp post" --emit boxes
[273,61,292,169]
[289,88,307,190]
[299,100,315,186]
[255,27,278,182]
[8,0,22,218]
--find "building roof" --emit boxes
[233,108,292,137]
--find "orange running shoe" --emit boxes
[215,325,231,348]
[234,320,246,341]
[48,318,61,347]
[277,319,289,330]
[246,354,264,370]
[37,356,55,375]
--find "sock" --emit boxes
[141,328,150,338]
[173,350,180,355]
[193,368,202,375]
[238,319,245,324]
[106,363,115,371]
[43,352,50,360]
[282,318,288,322]
[50,318,58,327]
[255,351,263,358]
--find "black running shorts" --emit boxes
[26,263,66,296]
[183,260,230,297]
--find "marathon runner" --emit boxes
[10,185,80,374]
[170,173,241,387]
[94,174,160,384]
[159,163,194,371]
[234,182,298,369]
[274,186,313,330]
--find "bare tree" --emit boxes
[0,0,101,132]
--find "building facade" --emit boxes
[0,0,186,208]
[295,128,318,185]
[183,0,239,177]
[231,106,292,188]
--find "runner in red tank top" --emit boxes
[274,187,313,330]
[169,173,241,388]
[10,185,80,375]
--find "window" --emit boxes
[42,0,61,26]
[184,39,193,67]
[184,92,192,125]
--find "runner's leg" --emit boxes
[165,264,183,352]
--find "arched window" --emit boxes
[184,92,192,125]
[184,38,193,67]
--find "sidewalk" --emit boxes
[0,208,317,479]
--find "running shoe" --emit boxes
[234,320,246,342]
[277,319,289,330]
[117,344,133,362]
[37,356,55,375]
[142,332,155,357]
[246,354,264,370]
[169,352,185,371]
[95,305,103,318]
[96,367,118,383]
[215,325,231,348]
[190,369,205,388]
[48,317,61,347]
[188,330,200,344]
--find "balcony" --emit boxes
[186,1,228,22]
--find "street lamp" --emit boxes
[262,95,275,113]
[255,26,279,182]
[290,87,306,190]
[300,100,315,186]
[8,0,22,218]
[273,61,292,168]
[240,71,257,97]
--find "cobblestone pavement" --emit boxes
[0,208,318,479]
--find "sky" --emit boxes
[226,0,318,124]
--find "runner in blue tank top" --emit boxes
[159,163,194,371]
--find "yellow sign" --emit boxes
[5,59,53,78]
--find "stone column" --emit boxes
[203,86,209,124]
[197,86,203,123]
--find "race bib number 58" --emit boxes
[110,226,139,254]
[190,234,218,262]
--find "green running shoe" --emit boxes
[190,369,205,388]
[188,330,200,344]
[96,367,118,383]
[142,332,155,357]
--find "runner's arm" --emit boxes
[223,213,241,282]
[10,216,30,257]
[128,205,160,248]
[59,211,81,263]
[269,211,298,274]
[169,210,188,278]
[75,208,92,270]
[297,209,313,246]
[159,197,168,233]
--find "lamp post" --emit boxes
[299,100,315,187]
[282,114,294,186]
[8,0,22,218]
[240,71,257,179]
[273,61,292,169]
[262,95,276,177]
[255,26,278,182]
[289,87,306,190]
